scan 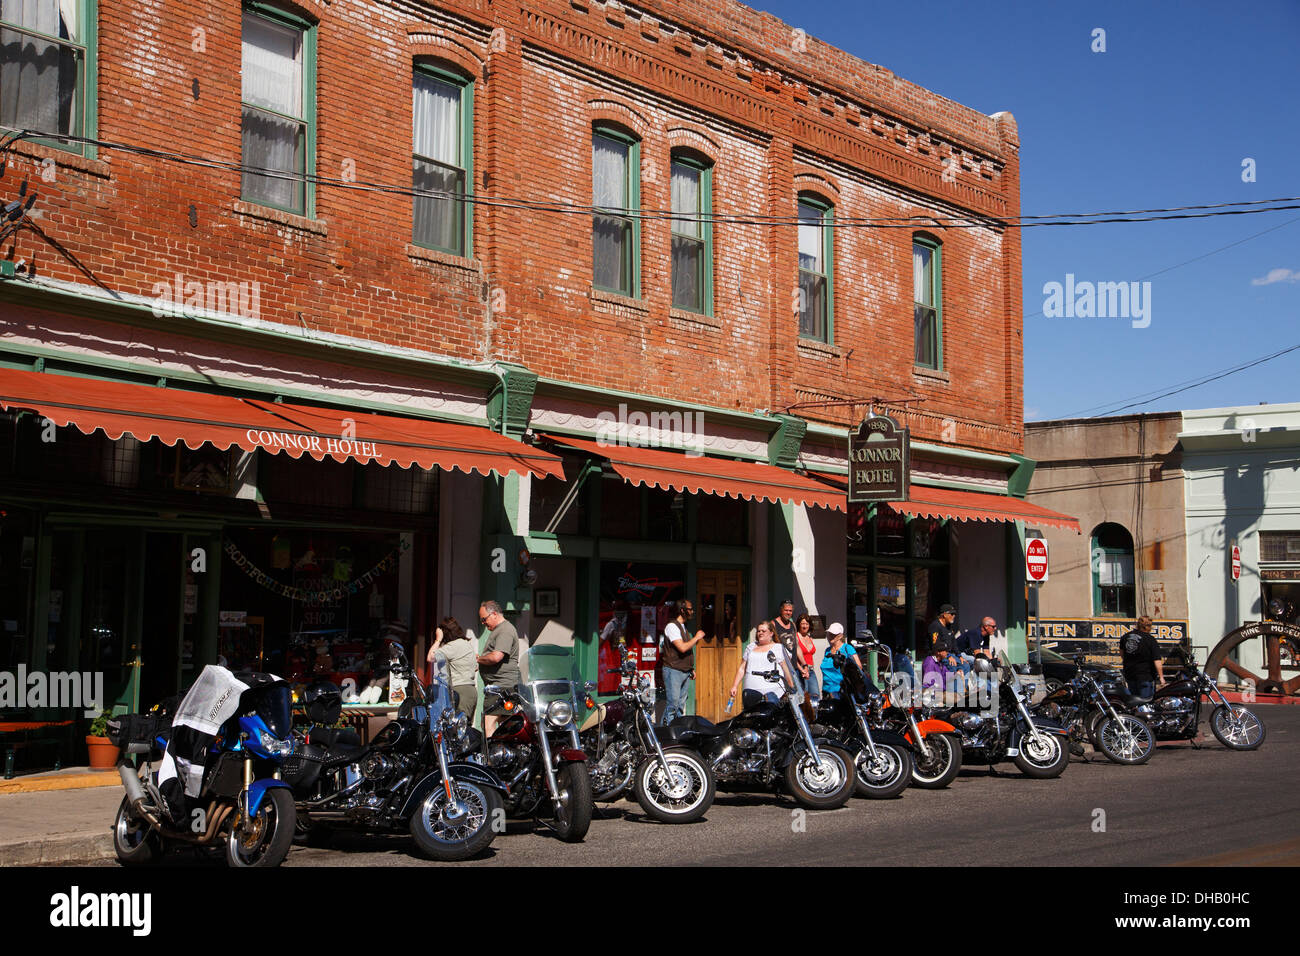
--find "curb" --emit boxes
[1,832,114,866]
[1219,691,1298,706]
[0,771,119,795]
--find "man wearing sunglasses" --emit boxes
[477,600,521,738]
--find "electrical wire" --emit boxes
[4,128,1299,231]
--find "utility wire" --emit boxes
[4,128,1299,230]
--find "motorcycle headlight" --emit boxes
[546,699,575,728]
[259,731,292,757]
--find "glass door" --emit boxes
[695,569,743,722]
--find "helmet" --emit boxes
[971,656,996,675]
[303,679,342,725]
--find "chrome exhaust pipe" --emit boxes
[119,764,147,804]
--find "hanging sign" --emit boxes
[847,415,910,503]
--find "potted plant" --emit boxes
[86,710,119,770]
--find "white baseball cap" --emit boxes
[827,622,844,636]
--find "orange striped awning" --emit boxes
[886,484,1081,532]
[0,367,563,479]
[543,433,846,511]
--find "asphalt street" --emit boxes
[75,704,1298,867]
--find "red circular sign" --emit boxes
[1231,545,1241,581]
[1026,538,1049,581]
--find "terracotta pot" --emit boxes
[86,735,119,770]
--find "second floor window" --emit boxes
[241,8,312,215]
[592,127,639,297]
[413,67,471,255]
[913,235,942,368]
[670,154,711,314]
[0,0,91,152]
[798,196,832,341]
[1092,523,1136,617]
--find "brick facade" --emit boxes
[5,0,1023,453]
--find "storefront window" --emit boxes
[876,509,906,557]
[596,561,685,695]
[847,503,872,555]
[646,487,686,543]
[599,476,640,539]
[529,456,588,535]
[697,494,747,545]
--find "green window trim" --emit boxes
[913,233,943,370]
[592,124,641,299]
[411,62,474,257]
[797,193,834,344]
[0,0,98,158]
[241,3,317,218]
[669,152,713,317]
[1090,524,1136,618]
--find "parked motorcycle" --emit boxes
[471,645,594,842]
[282,645,502,862]
[109,668,297,867]
[1096,647,1265,751]
[853,635,963,789]
[937,652,1071,778]
[665,649,857,810]
[580,638,716,822]
[814,641,914,799]
[1036,667,1156,765]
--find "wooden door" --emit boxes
[694,569,744,722]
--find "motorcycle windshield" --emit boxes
[520,645,581,715]
[999,650,1022,696]
[426,670,455,714]
[254,682,293,739]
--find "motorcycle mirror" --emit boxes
[766,650,776,662]
[389,642,405,661]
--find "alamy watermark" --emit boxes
[1042,274,1152,329]
[594,403,706,457]
[0,666,103,717]
[151,271,261,320]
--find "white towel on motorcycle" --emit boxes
[157,665,252,802]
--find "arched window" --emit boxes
[1092,522,1135,616]
[592,124,641,298]
[669,149,712,314]
[913,233,942,369]
[412,62,473,255]
[797,193,833,342]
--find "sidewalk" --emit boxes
[0,782,120,865]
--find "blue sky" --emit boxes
[757,0,1300,420]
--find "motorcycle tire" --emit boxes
[853,741,913,799]
[409,780,502,861]
[1013,730,1069,779]
[112,795,162,866]
[225,788,295,868]
[1084,709,1105,748]
[550,762,594,843]
[910,732,962,790]
[1210,704,1266,751]
[633,748,715,824]
[784,744,855,810]
[1096,714,1156,765]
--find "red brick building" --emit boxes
[0,0,1066,736]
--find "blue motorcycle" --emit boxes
[109,669,298,867]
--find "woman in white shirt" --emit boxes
[727,620,797,711]
[427,617,479,723]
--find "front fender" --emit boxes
[555,748,587,764]
[399,763,508,819]
[914,717,957,736]
[246,778,292,816]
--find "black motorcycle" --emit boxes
[581,639,716,822]
[1097,647,1265,751]
[814,644,914,799]
[282,644,502,862]
[1035,667,1156,765]
[665,649,857,810]
[938,652,1071,778]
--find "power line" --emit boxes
[1065,343,1300,419]
[5,128,1300,231]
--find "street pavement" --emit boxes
[14,704,1297,868]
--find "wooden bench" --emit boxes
[0,720,75,779]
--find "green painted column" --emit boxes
[196,532,222,669]
[57,530,84,673]
[766,501,796,618]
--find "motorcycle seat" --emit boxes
[306,726,363,750]
[669,715,727,737]
[1122,693,1152,707]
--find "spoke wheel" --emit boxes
[1096,715,1155,765]
[410,781,501,861]
[1206,622,1300,696]
[634,749,715,824]
[1210,704,1266,751]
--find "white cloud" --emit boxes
[1251,267,1300,286]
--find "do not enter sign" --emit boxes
[1026,537,1049,582]
[1231,545,1241,582]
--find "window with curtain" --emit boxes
[798,196,831,341]
[913,236,941,368]
[413,68,470,254]
[670,154,710,314]
[241,8,309,214]
[1092,522,1136,616]
[592,128,638,296]
[0,0,87,150]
